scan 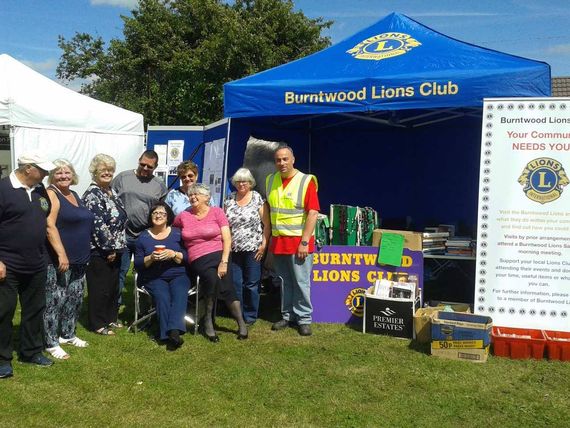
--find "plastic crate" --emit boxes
[491,327,546,359]
[544,330,570,361]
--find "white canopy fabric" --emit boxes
[0,54,145,194]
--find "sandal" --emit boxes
[46,346,70,360]
[108,322,124,329]
[95,327,115,336]
[59,336,89,347]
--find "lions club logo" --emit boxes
[518,157,569,204]
[347,32,421,61]
[39,197,50,213]
[345,288,367,317]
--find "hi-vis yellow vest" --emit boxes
[266,171,318,237]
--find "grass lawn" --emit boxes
[2,274,570,427]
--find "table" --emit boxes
[423,254,476,304]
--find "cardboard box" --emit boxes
[430,345,490,363]
[431,312,492,346]
[414,307,440,344]
[363,293,420,339]
[413,304,472,344]
[372,229,422,251]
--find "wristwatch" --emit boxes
[300,240,308,246]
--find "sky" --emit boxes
[1,0,569,90]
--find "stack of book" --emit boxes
[445,237,475,256]
[422,228,449,255]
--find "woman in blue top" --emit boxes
[44,159,94,360]
[134,202,190,349]
[164,161,199,216]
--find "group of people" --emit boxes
[0,144,319,379]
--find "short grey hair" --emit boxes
[187,183,211,199]
[89,153,116,181]
[48,159,79,186]
[275,143,294,157]
[230,167,256,188]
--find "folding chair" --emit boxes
[129,272,202,334]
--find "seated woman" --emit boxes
[134,202,189,349]
[174,183,248,342]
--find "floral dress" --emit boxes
[82,183,127,255]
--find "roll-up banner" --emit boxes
[475,98,570,332]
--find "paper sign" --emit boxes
[154,144,167,166]
[378,233,404,266]
[167,140,184,168]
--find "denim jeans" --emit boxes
[144,274,191,340]
[231,251,261,323]
[272,253,313,325]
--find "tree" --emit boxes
[57,0,331,125]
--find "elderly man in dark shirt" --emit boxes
[0,153,56,379]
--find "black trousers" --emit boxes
[190,251,238,303]
[85,254,120,331]
[0,269,47,362]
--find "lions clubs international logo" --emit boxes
[345,288,367,317]
[347,32,421,61]
[518,157,569,204]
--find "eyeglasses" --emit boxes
[152,211,167,217]
[97,168,114,174]
[139,163,156,170]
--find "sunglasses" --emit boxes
[139,163,156,170]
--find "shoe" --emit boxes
[0,364,13,379]
[46,346,70,360]
[298,324,312,336]
[237,332,249,340]
[206,334,220,343]
[59,336,89,348]
[95,327,115,336]
[168,330,184,348]
[19,353,54,366]
[271,319,290,331]
[108,322,124,329]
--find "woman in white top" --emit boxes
[224,168,270,324]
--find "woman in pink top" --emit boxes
[173,183,248,342]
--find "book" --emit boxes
[422,232,450,238]
[438,224,456,237]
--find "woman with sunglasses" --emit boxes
[164,161,199,216]
[134,202,189,349]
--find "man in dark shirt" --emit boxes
[0,153,56,379]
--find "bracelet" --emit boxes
[220,261,228,264]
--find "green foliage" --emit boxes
[57,0,332,125]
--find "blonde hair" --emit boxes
[48,159,79,185]
[89,153,116,181]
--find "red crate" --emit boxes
[543,330,570,361]
[491,327,546,359]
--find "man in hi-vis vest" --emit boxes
[266,145,319,336]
